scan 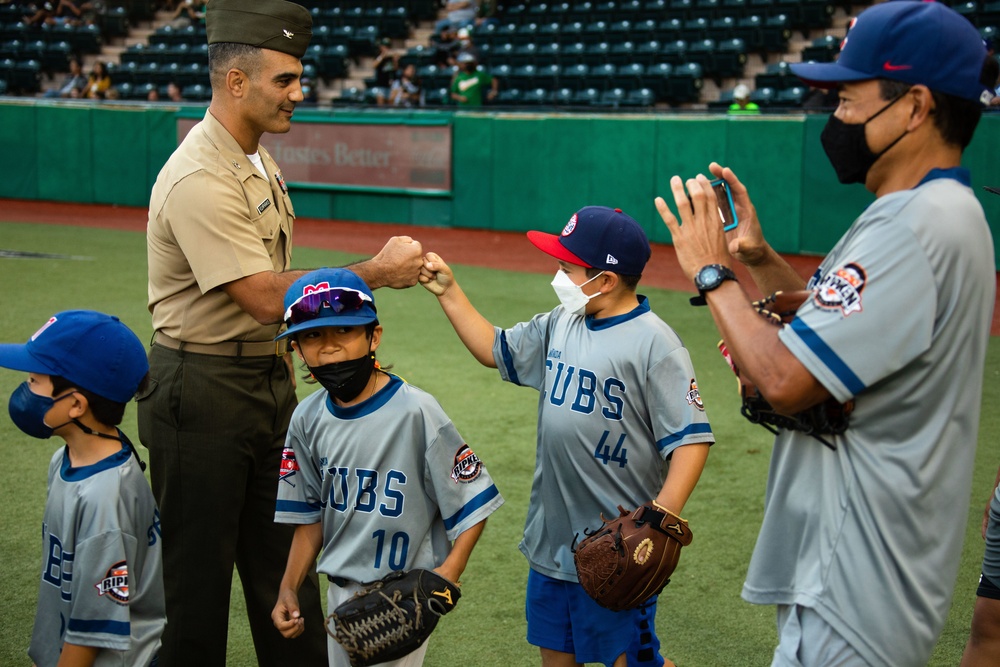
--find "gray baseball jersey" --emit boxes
[742,170,995,666]
[30,442,164,667]
[493,297,715,582]
[274,374,504,583]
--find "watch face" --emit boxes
[697,265,722,290]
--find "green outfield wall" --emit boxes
[1,100,998,265]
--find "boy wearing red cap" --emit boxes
[421,206,713,667]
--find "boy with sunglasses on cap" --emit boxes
[420,207,713,667]
[269,268,504,667]
[0,310,164,667]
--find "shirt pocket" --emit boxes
[251,205,278,240]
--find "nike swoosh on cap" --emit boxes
[883,61,913,71]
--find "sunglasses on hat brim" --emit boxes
[283,288,373,325]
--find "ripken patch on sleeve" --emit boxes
[814,263,867,316]
[451,444,483,483]
[95,561,130,605]
[686,378,704,411]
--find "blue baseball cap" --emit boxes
[791,1,991,103]
[277,268,378,341]
[527,206,651,276]
[0,310,148,403]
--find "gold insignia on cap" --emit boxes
[283,29,294,39]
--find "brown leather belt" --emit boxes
[153,331,286,357]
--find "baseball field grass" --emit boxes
[0,220,997,666]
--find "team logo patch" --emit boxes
[814,263,866,316]
[301,281,331,297]
[279,446,300,485]
[31,316,58,341]
[95,561,129,604]
[451,444,483,483]
[686,378,704,411]
[561,213,578,236]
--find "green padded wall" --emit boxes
[0,101,997,267]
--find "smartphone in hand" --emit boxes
[711,179,738,232]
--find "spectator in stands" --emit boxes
[432,25,461,68]
[170,0,207,26]
[44,57,87,98]
[300,76,318,104]
[450,51,496,106]
[727,83,760,115]
[456,27,479,62]
[166,81,184,102]
[475,0,499,29]
[22,2,55,27]
[435,0,477,34]
[389,64,423,107]
[147,87,161,101]
[85,60,111,99]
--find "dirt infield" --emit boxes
[3,198,998,335]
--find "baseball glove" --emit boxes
[718,290,852,451]
[326,569,461,667]
[574,503,692,612]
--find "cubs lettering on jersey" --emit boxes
[544,353,626,420]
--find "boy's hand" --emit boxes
[272,588,305,639]
[420,252,455,296]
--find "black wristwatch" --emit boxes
[690,264,737,306]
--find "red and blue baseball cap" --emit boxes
[791,1,991,103]
[277,268,378,340]
[0,310,148,403]
[527,206,651,276]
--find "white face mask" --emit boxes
[551,270,604,316]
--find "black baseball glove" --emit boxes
[326,569,461,667]
[720,290,853,450]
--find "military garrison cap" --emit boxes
[206,0,312,59]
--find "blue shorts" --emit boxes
[526,569,636,666]
[977,487,1000,601]
[627,598,665,667]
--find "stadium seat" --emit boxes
[623,87,656,107]
[333,86,365,105]
[522,87,550,104]
[775,85,807,106]
[496,87,522,104]
[754,60,794,90]
[596,86,626,107]
[660,39,688,65]
[424,86,451,105]
[572,86,601,104]
[552,86,575,104]
[800,33,840,63]
[665,61,703,103]
[535,42,562,66]
[561,62,590,89]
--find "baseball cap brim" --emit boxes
[526,230,592,267]
[0,343,56,376]
[275,310,378,341]
[789,61,868,89]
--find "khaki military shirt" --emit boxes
[147,110,294,343]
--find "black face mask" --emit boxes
[820,90,910,184]
[309,353,376,403]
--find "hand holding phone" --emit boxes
[711,178,738,232]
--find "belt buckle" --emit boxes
[275,339,288,357]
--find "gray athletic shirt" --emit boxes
[30,443,164,667]
[742,170,995,666]
[494,297,715,581]
[275,375,504,583]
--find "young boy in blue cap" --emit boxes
[420,207,714,667]
[0,310,164,667]
[269,268,504,667]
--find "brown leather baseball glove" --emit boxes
[574,503,692,612]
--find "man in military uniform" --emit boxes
[140,1,424,664]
